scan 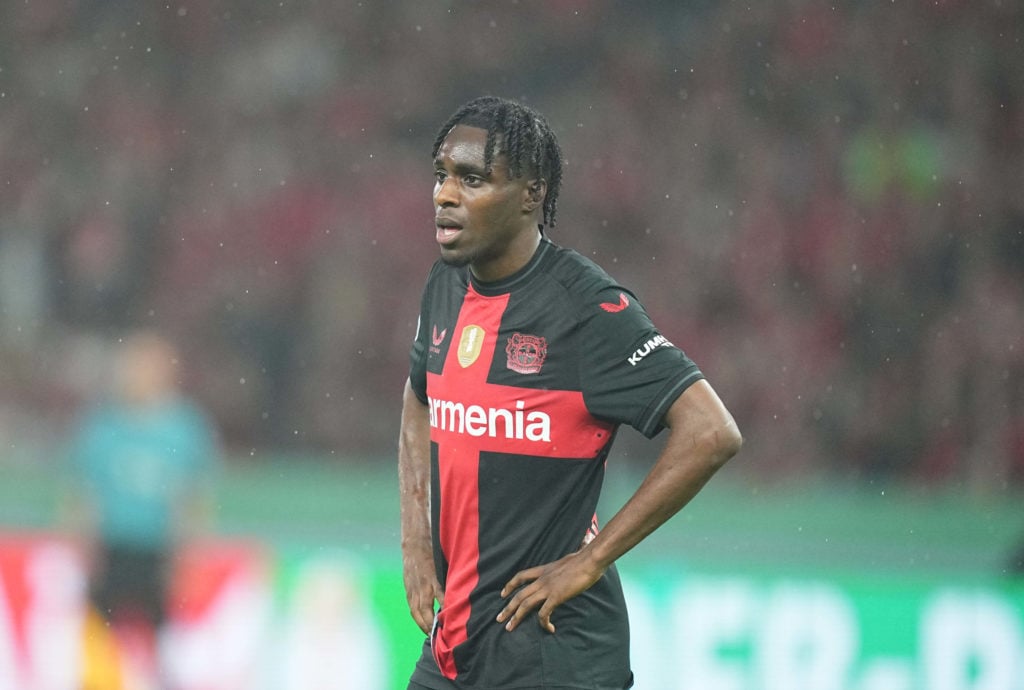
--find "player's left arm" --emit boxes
[496,378,742,633]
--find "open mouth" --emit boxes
[436,223,463,245]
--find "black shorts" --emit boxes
[407,674,634,689]
[90,543,169,628]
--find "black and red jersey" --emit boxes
[408,238,702,689]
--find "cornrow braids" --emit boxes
[432,96,564,229]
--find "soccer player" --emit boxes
[399,96,743,689]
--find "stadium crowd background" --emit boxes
[0,0,1021,492]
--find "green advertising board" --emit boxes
[2,458,1022,688]
[345,558,1024,690]
[617,566,1024,690]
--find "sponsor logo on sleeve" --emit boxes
[627,334,674,366]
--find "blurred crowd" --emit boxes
[0,0,1021,489]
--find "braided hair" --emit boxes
[432,96,564,229]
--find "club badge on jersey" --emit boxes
[505,333,547,375]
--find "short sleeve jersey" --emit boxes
[408,238,703,690]
[71,398,218,549]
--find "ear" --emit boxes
[523,178,547,213]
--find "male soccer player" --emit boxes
[399,96,743,689]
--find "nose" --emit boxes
[434,176,459,207]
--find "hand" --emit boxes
[496,551,606,634]
[403,543,444,635]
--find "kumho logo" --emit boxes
[627,335,674,366]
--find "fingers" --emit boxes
[499,566,541,598]
[497,566,540,627]
[408,590,433,634]
[407,579,443,635]
[496,576,559,633]
[496,554,602,635]
[496,581,546,632]
[537,601,556,634]
[413,605,433,635]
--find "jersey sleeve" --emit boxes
[408,262,440,404]
[578,285,704,438]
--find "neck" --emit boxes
[470,225,542,283]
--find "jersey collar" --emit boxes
[470,238,553,296]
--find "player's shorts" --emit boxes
[91,543,168,627]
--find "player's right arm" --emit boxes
[399,377,443,635]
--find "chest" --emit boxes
[425,285,579,392]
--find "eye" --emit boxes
[462,174,484,187]
[434,170,447,184]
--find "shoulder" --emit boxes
[539,241,636,315]
[421,258,468,292]
[540,242,621,298]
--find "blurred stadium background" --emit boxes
[0,1,1022,688]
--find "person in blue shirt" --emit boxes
[66,330,220,676]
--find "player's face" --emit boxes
[433,125,540,282]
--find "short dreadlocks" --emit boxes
[432,96,564,229]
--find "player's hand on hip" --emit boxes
[496,551,605,634]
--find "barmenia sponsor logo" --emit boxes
[427,397,551,442]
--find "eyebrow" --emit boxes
[434,157,490,176]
